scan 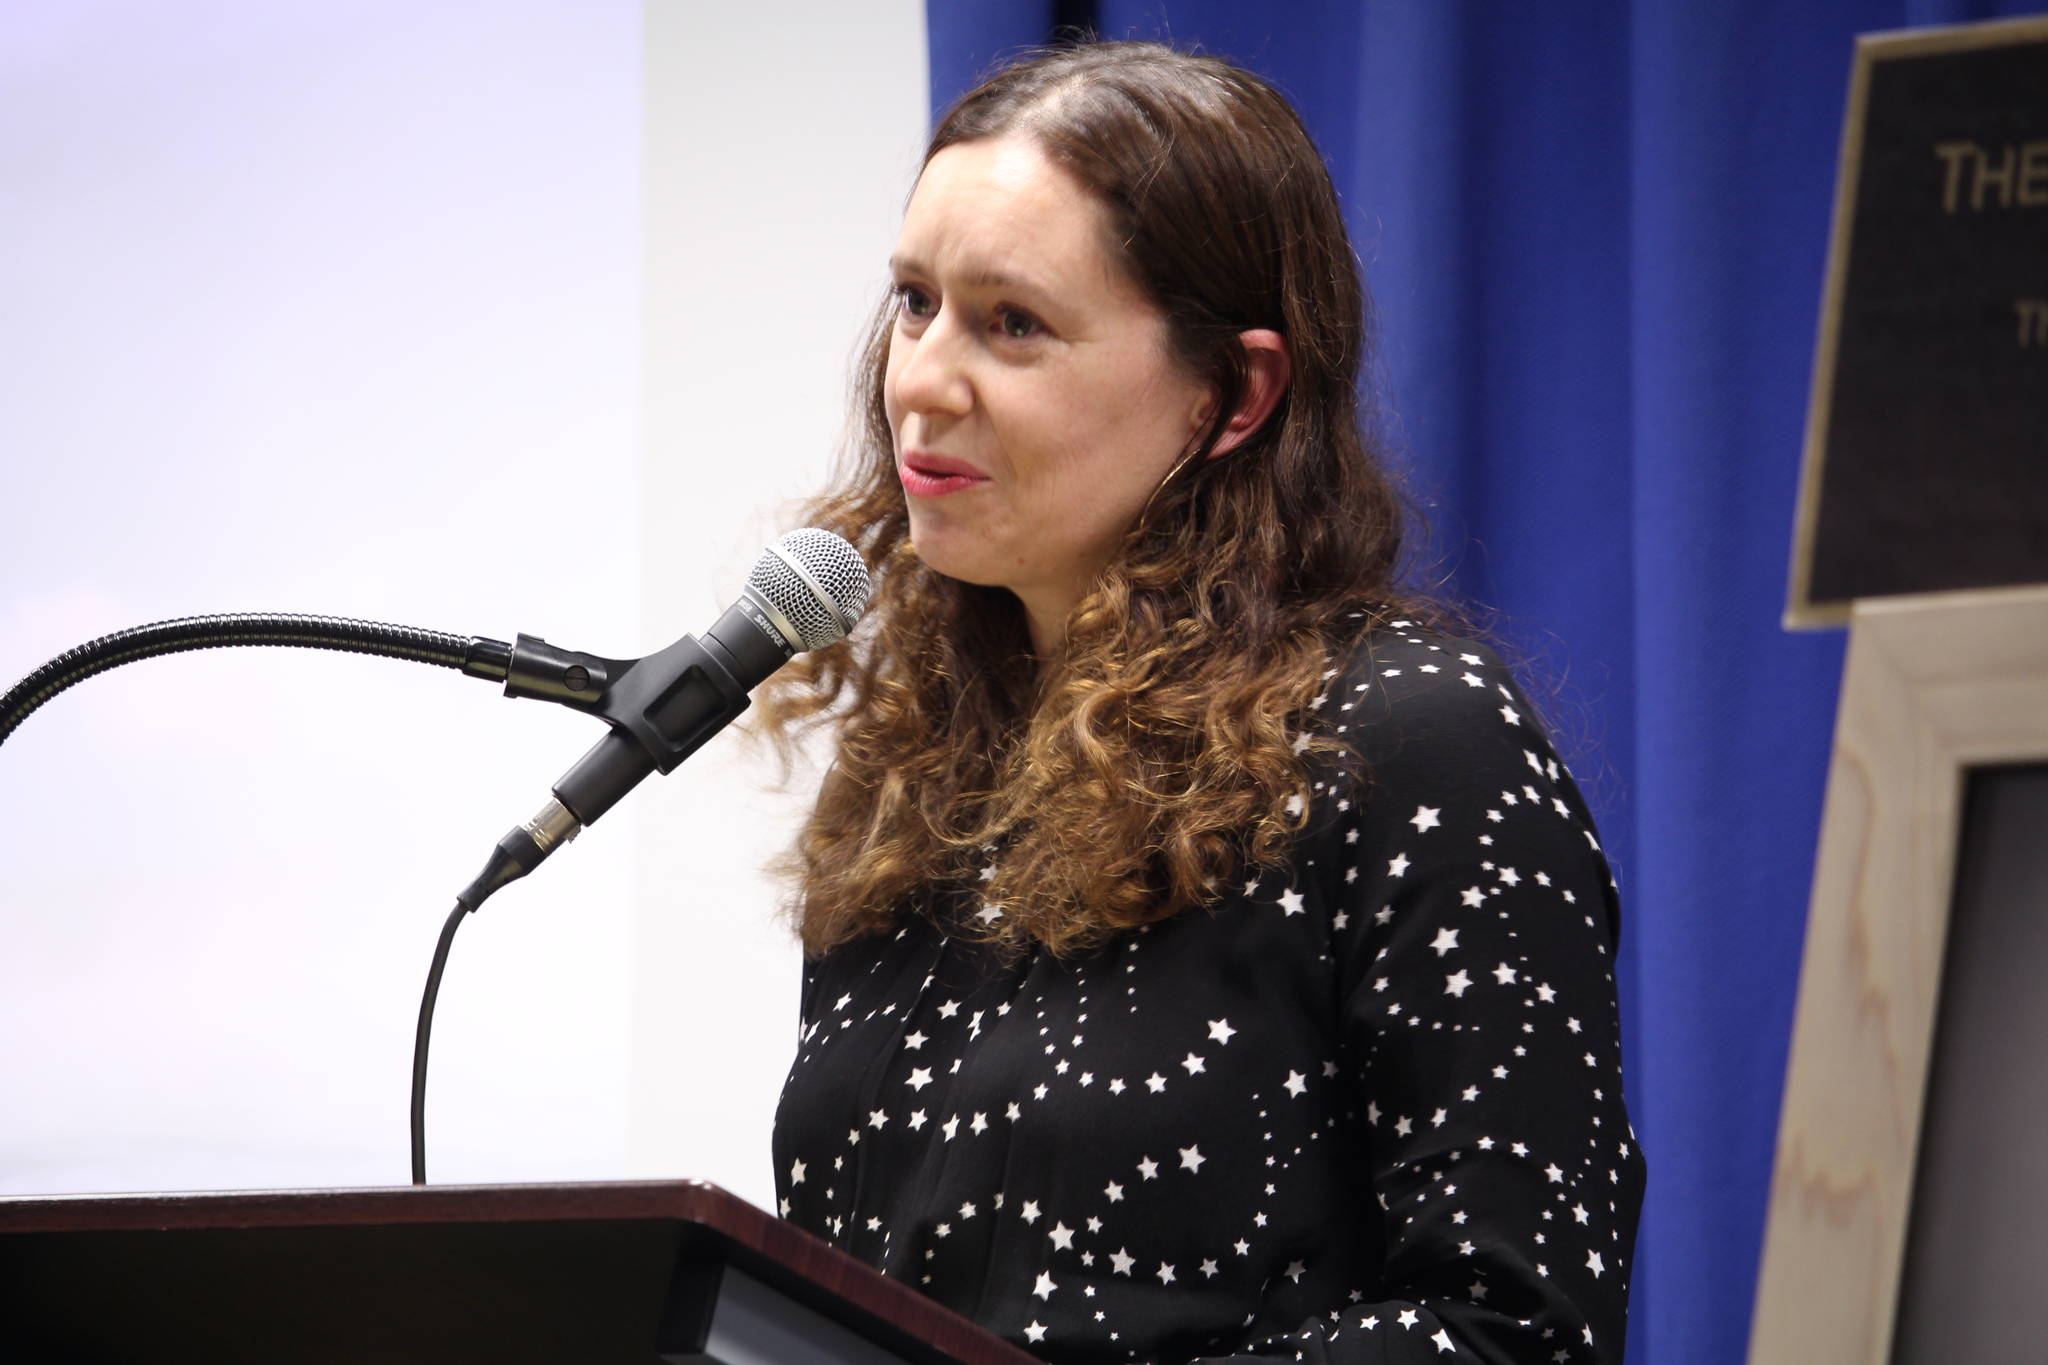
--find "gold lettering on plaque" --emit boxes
[1935,140,2048,212]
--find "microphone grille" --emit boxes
[747,528,873,652]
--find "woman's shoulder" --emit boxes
[1314,616,1540,762]
[1302,614,1618,941]
[1297,613,1596,846]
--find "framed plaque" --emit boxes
[1785,16,2048,628]
[1748,585,2048,1363]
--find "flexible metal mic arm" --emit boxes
[0,613,765,776]
[0,613,521,748]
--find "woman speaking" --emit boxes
[762,41,1643,1365]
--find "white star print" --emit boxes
[774,629,1644,1361]
[1024,1321,1046,1343]
[789,1159,806,1185]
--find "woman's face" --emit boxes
[884,135,1212,648]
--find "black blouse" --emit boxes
[773,624,1644,1364]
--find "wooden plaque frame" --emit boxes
[1748,585,2048,1362]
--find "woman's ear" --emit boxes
[1207,329,1291,459]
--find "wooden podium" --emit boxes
[0,1180,1041,1365]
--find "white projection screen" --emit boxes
[0,1,926,1210]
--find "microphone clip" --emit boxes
[500,632,752,779]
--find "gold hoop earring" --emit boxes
[1137,441,1203,527]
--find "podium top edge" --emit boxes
[0,1178,750,1234]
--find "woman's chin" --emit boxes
[905,528,997,589]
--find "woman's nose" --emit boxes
[890,310,974,419]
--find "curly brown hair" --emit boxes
[761,42,1455,959]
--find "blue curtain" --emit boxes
[926,3,2044,1362]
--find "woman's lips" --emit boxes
[899,452,992,497]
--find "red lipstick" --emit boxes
[899,451,991,497]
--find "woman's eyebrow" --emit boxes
[889,253,1052,297]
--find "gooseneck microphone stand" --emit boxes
[0,612,525,1187]
[3,532,868,1189]
[0,612,519,742]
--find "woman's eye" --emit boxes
[895,285,935,319]
[997,307,1043,340]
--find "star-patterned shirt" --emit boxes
[774,624,1644,1364]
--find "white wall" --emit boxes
[629,4,928,1207]
[0,1,926,1211]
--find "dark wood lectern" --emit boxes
[0,1179,1042,1365]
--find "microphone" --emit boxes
[456,528,870,911]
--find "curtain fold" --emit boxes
[924,4,2041,1360]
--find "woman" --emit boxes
[765,42,1643,1365]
